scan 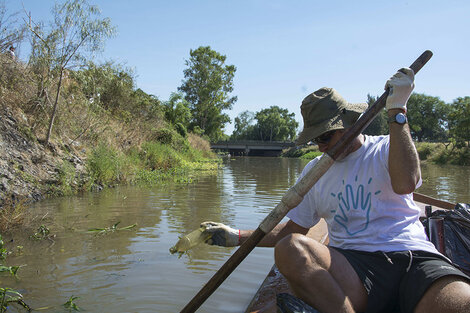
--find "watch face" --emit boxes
[396,113,407,124]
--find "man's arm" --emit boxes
[240,220,310,247]
[388,109,421,194]
[385,68,421,194]
[202,220,310,248]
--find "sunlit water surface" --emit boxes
[2,158,469,312]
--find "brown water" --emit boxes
[1,158,469,312]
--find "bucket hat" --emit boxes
[296,87,368,145]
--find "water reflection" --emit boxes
[420,163,470,203]
[2,158,468,312]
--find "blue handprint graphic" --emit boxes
[331,177,379,236]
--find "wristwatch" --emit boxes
[388,112,408,125]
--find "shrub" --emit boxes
[174,122,187,138]
[187,133,214,159]
[300,151,323,159]
[416,142,433,160]
[140,142,183,170]
[55,159,76,195]
[282,145,321,159]
[87,144,123,185]
[151,127,188,151]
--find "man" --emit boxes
[7,46,15,60]
[201,68,470,313]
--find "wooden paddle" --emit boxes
[180,50,433,313]
[413,192,455,210]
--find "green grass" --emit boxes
[84,140,219,188]
[415,142,470,166]
[300,151,323,159]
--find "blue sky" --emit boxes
[7,0,470,135]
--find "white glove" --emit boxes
[201,221,239,247]
[385,67,415,112]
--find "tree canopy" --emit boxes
[448,96,470,146]
[231,106,298,141]
[407,93,448,142]
[363,94,388,136]
[232,110,255,140]
[26,0,115,143]
[178,46,237,141]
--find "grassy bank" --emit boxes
[415,142,470,166]
[281,145,322,159]
[48,134,220,197]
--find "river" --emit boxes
[2,157,469,312]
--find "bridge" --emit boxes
[210,140,296,156]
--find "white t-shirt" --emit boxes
[287,135,438,253]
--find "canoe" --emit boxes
[245,220,329,313]
[245,193,457,313]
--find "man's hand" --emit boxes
[201,221,239,247]
[385,67,415,112]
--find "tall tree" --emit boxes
[363,94,388,136]
[448,96,470,146]
[163,92,191,129]
[407,93,448,142]
[0,1,26,51]
[254,106,298,141]
[26,0,115,144]
[231,110,255,140]
[178,46,237,141]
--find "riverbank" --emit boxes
[0,55,219,233]
[0,105,219,233]
[282,141,470,166]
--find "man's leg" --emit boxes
[274,233,367,313]
[414,275,470,313]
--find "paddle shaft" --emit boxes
[180,50,433,313]
[413,192,455,210]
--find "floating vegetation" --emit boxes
[169,226,212,257]
[87,222,137,236]
[0,288,31,313]
[0,265,21,277]
[29,225,53,241]
[63,295,81,311]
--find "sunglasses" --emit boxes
[313,130,337,145]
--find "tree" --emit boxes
[254,106,298,141]
[448,96,470,146]
[0,2,26,52]
[26,0,115,144]
[363,94,388,136]
[231,110,255,140]
[407,93,448,142]
[163,92,191,129]
[178,46,237,141]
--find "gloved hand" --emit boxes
[385,67,415,112]
[201,221,239,247]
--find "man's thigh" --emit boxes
[414,276,470,313]
[326,245,368,311]
[400,251,470,313]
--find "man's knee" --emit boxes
[274,234,324,277]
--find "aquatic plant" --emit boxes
[0,288,31,313]
[29,225,52,241]
[63,295,81,311]
[87,222,136,235]
[0,266,21,277]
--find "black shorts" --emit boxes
[333,248,470,313]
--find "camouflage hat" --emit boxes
[296,87,367,146]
